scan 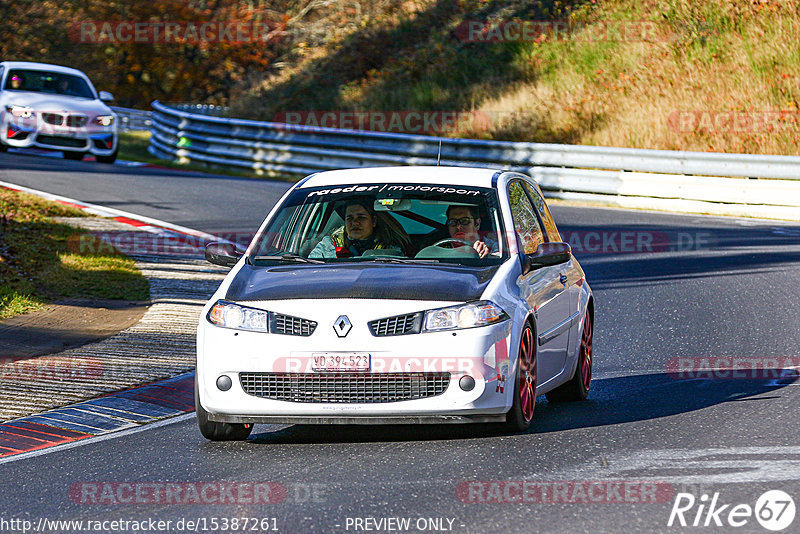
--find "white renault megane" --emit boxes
[196,166,594,440]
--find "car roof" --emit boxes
[0,62,91,79]
[299,166,503,189]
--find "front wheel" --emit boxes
[96,148,118,164]
[195,379,253,441]
[504,323,537,432]
[546,310,593,402]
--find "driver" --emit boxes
[309,199,410,259]
[57,78,72,95]
[9,74,23,90]
[446,205,497,259]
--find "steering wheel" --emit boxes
[432,238,473,249]
[430,238,480,258]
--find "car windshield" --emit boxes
[4,69,95,99]
[250,182,508,265]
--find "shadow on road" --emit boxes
[243,371,796,444]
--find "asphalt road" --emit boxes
[2,151,800,533]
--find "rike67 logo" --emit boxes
[668,490,796,531]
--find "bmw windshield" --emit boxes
[4,69,96,99]
[249,183,508,265]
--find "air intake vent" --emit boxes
[67,115,87,128]
[42,113,64,125]
[240,372,450,403]
[271,313,317,336]
[368,313,422,336]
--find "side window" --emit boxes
[508,182,544,254]
[523,182,561,242]
[0,67,5,90]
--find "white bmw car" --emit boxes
[196,166,594,440]
[0,61,118,163]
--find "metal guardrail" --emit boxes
[148,100,800,219]
[111,106,152,132]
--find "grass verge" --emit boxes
[228,0,800,155]
[0,188,149,319]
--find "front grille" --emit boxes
[36,135,87,148]
[271,313,317,336]
[240,372,450,403]
[42,113,64,125]
[369,313,422,336]
[67,115,87,127]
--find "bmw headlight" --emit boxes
[93,115,115,126]
[208,300,269,333]
[5,105,33,119]
[423,301,508,332]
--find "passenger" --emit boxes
[309,200,411,259]
[446,205,497,259]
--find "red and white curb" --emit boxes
[0,179,238,252]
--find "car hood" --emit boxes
[225,263,501,302]
[3,92,110,115]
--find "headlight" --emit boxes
[207,300,269,333]
[93,115,114,126]
[423,301,509,332]
[5,105,33,119]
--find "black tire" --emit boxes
[195,379,253,441]
[96,148,118,164]
[546,309,593,402]
[63,150,86,161]
[0,141,7,152]
[504,322,537,432]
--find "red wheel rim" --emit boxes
[580,313,593,391]
[519,326,536,423]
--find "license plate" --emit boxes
[51,128,77,138]
[312,352,370,372]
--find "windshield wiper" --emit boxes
[365,257,440,264]
[250,254,324,264]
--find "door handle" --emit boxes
[559,273,568,285]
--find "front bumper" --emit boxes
[2,114,117,155]
[207,414,507,425]
[196,300,515,423]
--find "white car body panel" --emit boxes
[197,167,593,425]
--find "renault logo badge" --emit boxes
[333,315,352,337]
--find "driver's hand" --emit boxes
[473,240,489,258]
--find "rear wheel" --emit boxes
[195,379,253,441]
[505,323,537,432]
[63,150,86,161]
[546,310,593,402]
[0,141,7,152]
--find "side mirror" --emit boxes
[205,242,244,267]
[521,242,571,274]
[99,91,114,102]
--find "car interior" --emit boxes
[282,195,502,260]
